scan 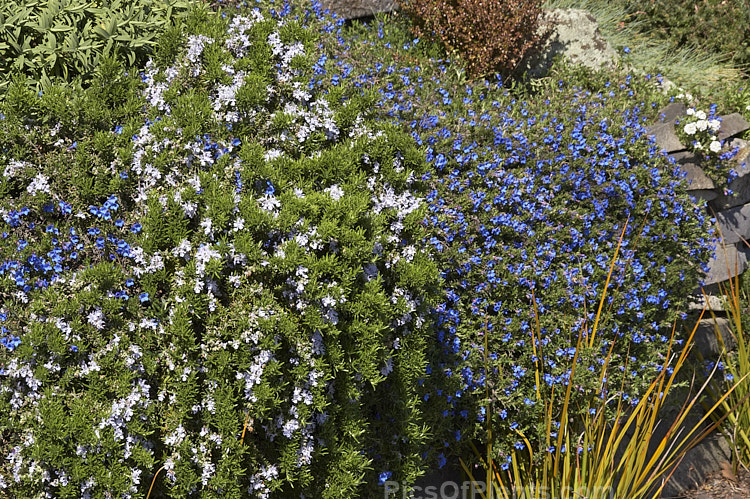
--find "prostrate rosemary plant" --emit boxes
[0,4,444,496]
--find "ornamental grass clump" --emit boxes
[618,0,750,70]
[0,3,446,496]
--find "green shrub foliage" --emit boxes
[0,0,195,92]
[397,0,547,78]
[0,5,442,496]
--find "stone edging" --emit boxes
[645,103,749,498]
[646,102,750,295]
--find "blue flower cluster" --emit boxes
[0,196,140,301]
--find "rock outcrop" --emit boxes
[319,3,623,80]
[645,104,750,291]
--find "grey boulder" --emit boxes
[521,9,619,78]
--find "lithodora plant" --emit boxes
[313,8,721,473]
[461,223,747,499]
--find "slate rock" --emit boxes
[717,113,750,141]
[520,9,619,78]
[715,203,750,245]
[319,0,397,19]
[689,189,718,203]
[709,143,750,211]
[645,369,732,498]
[734,138,750,166]
[656,102,687,124]
[659,431,732,498]
[728,137,749,151]
[646,122,685,153]
[692,317,736,357]
[704,243,748,286]
[680,164,716,195]
[671,151,716,191]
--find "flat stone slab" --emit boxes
[728,137,748,151]
[672,153,716,191]
[681,162,716,191]
[704,243,748,286]
[708,140,750,211]
[656,102,687,124]
[718,113,750,141]
[689,293,725,312]
[692,317,736,357]
[715,202,750,245]
[689,189,718,203]
[646,122,685,153]
[734,140,750,167]
[710,159,750,211]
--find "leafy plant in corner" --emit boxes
[0,0,195,93]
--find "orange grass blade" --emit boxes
[145,466,165,499]
[589,218,629,349]
[530,286,543,402]
[241,411,251,443]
